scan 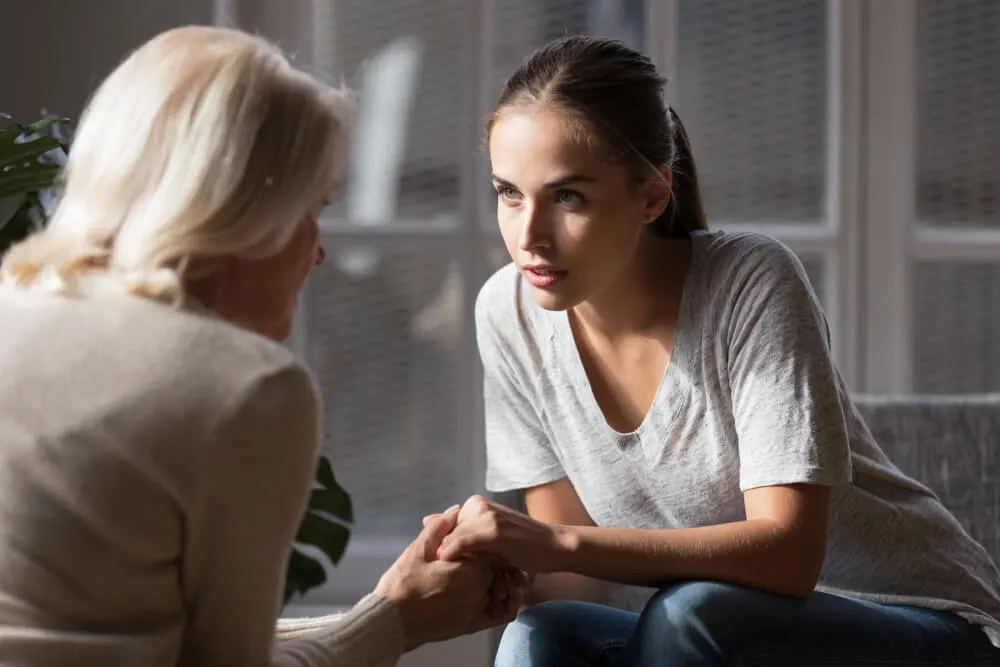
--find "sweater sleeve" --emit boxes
[178,362,405,667]
[272,594,403,666]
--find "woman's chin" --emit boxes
[530,287,579,312]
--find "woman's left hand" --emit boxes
[435,495,574,575]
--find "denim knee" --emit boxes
[495,602,578,666]
[495,600,634,667]
[628,581,759,662]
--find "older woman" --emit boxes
[0,25,517,667]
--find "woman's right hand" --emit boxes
[375,506,521,651]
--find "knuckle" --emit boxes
[484,516,501,539]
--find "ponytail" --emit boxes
[650,108,708,239]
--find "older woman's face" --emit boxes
[201,196,328,342]
[250,199,328,341]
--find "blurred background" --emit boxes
[3,0,998,664]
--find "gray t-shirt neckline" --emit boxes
[549,241,699,450]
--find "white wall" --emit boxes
[1,0,210,121]
[1,0,322,120]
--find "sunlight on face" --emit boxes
[488,107,650,311]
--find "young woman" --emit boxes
[0,26,519,667]
[435,35,1000,665]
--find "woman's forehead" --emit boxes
[489,109,612,182]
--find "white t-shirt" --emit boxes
[475,229,1000,645]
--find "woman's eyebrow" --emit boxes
[491,173,596,189]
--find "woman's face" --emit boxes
[489,107,669,311]
[205,196,328,342]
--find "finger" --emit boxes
[436,524,494,562]
[503,581,524,620]
[418,506,461,559]
[422,504,460,527]
[486,566,510,618]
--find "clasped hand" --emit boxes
[435,495,572,576]
[374,496,570,652]
[374,501,528,652]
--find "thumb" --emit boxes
[418,505,460,559]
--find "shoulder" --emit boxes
[141,295,316,399]
[693,230,819,312]
[692,230,830,348]
[475,262,549,345]
[696,230,809,284]
[475,262,522,329]
[474,262,550,374]
[2,291,318,418]
[146,300,321,476]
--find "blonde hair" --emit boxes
[0,25,353,304]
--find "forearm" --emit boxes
[558,518,824,598]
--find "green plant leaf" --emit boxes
[22,116,69,137]
[282,455,355,608]
[284,548,328,605]
[0,194,26,231]
[308,487,354,524]
[295,512,351,567]
[0,196,41,258]
[315,455,337,489]
[0,164,60,199]
[0,135,62,169]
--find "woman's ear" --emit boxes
[642,166,673,224]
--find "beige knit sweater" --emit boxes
[0,289,404,666]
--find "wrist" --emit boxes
[375,577,422,652]
[552,524,582,572]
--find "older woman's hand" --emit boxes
[421,508,527,622]
[375,506,521,652]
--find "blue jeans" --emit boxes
[495,581,1000,666]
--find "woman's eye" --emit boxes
[556,189,585,205]
[496,186,519,201]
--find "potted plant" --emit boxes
[0,112,352,605]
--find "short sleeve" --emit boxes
[726,240,852,492]
[476,269,565,493]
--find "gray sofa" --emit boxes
[854,394,1000,562]
[594,394,1000,611]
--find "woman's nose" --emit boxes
[519,206,552,251]
[315,244,327,266]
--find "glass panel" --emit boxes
[305,245,462,537]
[315,0,472,225]
[677,0,828,224]
[492,0,646,93]
[913,262,1000,393]
[916,0,1000,228]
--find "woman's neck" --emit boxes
[572,237,691,341]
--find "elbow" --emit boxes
[780,575,819,600]
[756,523,826,599]
[774,540,826,599]
[765,565,821,600]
